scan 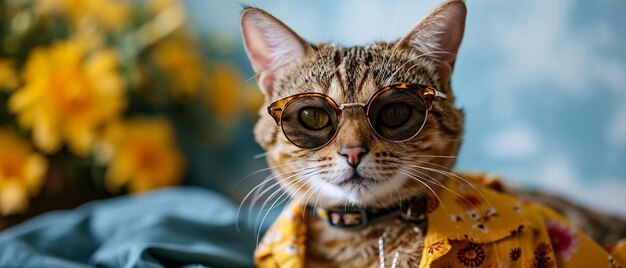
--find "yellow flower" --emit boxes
[153,40,204,98]
[148,0,180,13]
[0,130,48,216]
[9,40,126,156]
[207,65,264,124]
[0,58,19,91]
[99,118,185,193]
[210,66,240,123]
[37,0,130,30]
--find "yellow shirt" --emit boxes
[255,173,626,267]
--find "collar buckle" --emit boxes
[326,208,369,229]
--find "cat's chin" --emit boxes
[336,174,377,187]
[287,174,409,208]
[325,175,409,208]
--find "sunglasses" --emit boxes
[267,83,448,149]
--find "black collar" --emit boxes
[307,196,427,229]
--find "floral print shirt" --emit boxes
[254,173,626,267]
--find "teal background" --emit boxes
[182,0,626,216]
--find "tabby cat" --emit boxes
[240,1,626,267]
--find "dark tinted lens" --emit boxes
[281,96,338,149]
[368,88,427,141]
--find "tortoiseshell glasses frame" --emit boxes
[267,83,448,149]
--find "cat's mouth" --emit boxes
[337,173,377,187]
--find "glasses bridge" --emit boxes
[338,103,366,110]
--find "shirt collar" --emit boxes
[425,173,532,244]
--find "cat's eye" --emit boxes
[298,107,330,130]
[378,103,411,128]
[267,83,446,149]
[366,86,428,141]
[277,96,339,149]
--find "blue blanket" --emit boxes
[0,187,267,268]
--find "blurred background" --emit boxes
[1,0,625,230]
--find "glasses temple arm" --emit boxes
[435,90,447,99]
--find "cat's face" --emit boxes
[242,1,466,208]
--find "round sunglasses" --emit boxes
[267,83,448,149]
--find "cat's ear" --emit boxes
[399,0,466,81]
[241,7,312,99]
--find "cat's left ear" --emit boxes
[399,0,466,81]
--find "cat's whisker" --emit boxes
[299,177,326,222]
[256,193,293,245]
[293,174,325,225]
[249,167,317,208]
[343,192,350,211]
[401,167,477,210]
[397,158,453,172]
[248,167,316,226]
[256,172,318,245]
[396,169,453,219]
[253,174,307,238]
[245,162,321,202]
[301,173,327,207]
[383,53,431,85]
[384,50,455,85]
[405,165,496,213]
[253,169,318,221]
[433,138,463,142]
[247,174,280,227]
[241,175,298,232]
[255,169,318,215]
[381,0,406,75]
[312,182,326,220]
[299,176,320,210]
[238,174,274,232]
[399,180,415,210]
[393,174,411,211]
[398,169,474,234]
[400,60,439,84]
[399,54,453,86]
[245,62,291,83]
[386,51,455,84]
[385,178,394,208]
[405,154,458,159]
[239,164,315,211]
[247,179,288,230]
[401,168,452,197]
[244,166,318,228]
[252,152,268,159]
[393,177,405,210]
[233,160,314,190]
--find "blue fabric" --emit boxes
[0,187,258,268]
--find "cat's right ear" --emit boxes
[241,7,312,99]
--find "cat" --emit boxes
[240,1,626,267]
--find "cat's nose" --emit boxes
[338,145,369,167]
